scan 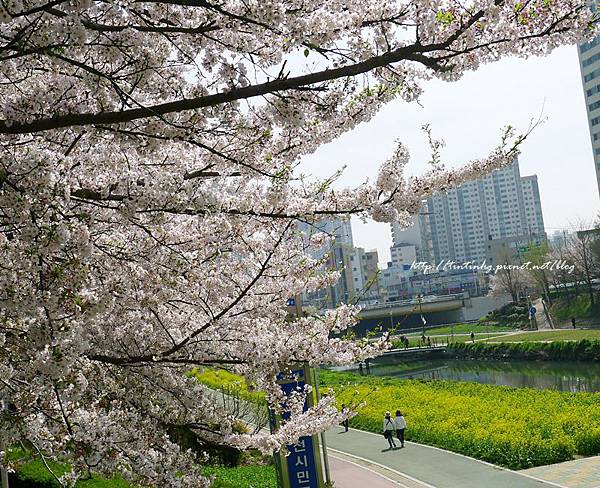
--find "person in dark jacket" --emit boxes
[394,410,407,448]
[341,404,349,432]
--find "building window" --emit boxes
[581,37,600,53]
[590,100,600,112]
[584,68,600,83]
[583,51,600,68]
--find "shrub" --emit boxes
[447,340,600,361]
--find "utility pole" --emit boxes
[418,294,425,337]
[0,438,8,488]
[312,369,331,486]
[1,399,9,488]
[294,296,330,487]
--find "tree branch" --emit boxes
[0,45,442,134]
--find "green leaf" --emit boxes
[304,48,310,57]
[435,10,455,24]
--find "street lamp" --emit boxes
[418,294,425,338]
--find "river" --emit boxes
[347,357,600,393]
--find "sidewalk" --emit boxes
[521,456,600,488]
[328,455,405,488]
[326,426,558,488]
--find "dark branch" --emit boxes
[0,46,440,134]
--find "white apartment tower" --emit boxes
[521,175,545,235]
[389,213,432,267]
[426,159,545,264]
[578,35,600,196]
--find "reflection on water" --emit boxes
[349,358,600,392]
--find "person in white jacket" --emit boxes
[394,410,407,448]
[383,411,397,449]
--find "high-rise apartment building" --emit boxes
[426,159,545,264]
[298,218,382,309]
[349,248,381,303]
[521,175,545,235]
[297,218,353,250]
[578,35,600,195]
[297,218,355,309]
[389,213,432,266]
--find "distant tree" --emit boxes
[490,265,533,304]
[523,243,553,305]
[570,230,600,306]
[547,247,577,305]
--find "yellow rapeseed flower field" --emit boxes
[194,368,600,469]
[321,371,600,469]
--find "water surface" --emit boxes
[346,357,600,393]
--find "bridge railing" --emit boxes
[361,293,466,311]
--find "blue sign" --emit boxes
[286,436,319,487]
[274,367,323,488]
[286,298,296,307]
[529,306,537,316]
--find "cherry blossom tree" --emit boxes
[0,0,595,485]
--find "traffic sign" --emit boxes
[529,306,537,316]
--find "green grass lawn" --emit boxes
[11,456,131,488]
[405,323,516,336]
[204,465,276,488]
[551,295,600,322]
[11,448,275,488]
[393,332,512,348]
[483,329,600,342]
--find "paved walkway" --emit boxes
[328,455,403,488]
[326,426,559,488]
[533,298,554,330]
[521,456,600,488]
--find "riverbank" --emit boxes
[352,357,600,392]
[483,330,600,342]
[446,339,600,361]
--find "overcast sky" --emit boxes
[299,44,599,266]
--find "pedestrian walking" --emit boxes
[382,411,397,449]
[394,410,407,448]
[341,403,349,432]
[571,317,576,329]
[470,331,475,343]
[404,336,409,349]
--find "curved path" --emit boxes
[326,426,562,488]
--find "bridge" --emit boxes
[354,346,448,374]
[352,294,467,333]
[358,293,466,320]
[383,345,448,355]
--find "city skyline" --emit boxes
[300,44,599,266]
